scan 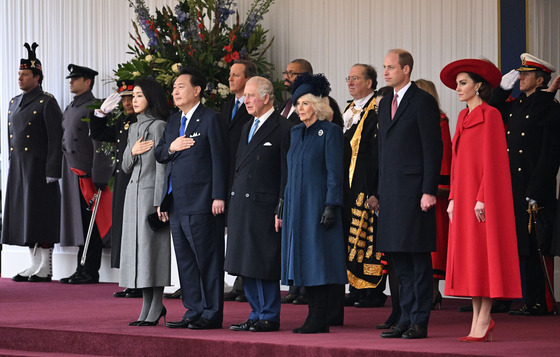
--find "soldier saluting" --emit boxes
[2,43,63,282]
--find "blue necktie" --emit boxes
[168,115,188,194]
[231,100,239,120]
[248,118,260,143]
[179,115,187,136]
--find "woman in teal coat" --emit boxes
[277,73,347,334]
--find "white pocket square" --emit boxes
[263,142,272,146]
[190,132,201,138]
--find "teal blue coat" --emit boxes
[281,120,348,286]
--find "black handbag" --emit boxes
[147,212,169,231]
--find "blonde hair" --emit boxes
[298,93,333,121]
[415,79,443,113]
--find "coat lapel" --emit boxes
[388,84,415,130]
[236,112,279,169]
[184,104,205,137]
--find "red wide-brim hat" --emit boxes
[440,59,502,90]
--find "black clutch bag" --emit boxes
[147,212,169,231]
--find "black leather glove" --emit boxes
[94,182,107,191]
[275,198,284,219]
[320,205,336,229]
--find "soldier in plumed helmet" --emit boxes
[2,43,63,283]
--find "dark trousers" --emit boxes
[391,252,433,329]
[77,193,102,278]
[243,277,281,323]
[523,232,547,307]
[170,210,224,323]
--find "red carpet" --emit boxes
[0,278,558,356]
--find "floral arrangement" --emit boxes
[114,0,276,111]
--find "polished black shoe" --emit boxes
[164,289,182,299]
[524,303,552,316]
[235,294,248,302]
[188,317,222,330]
[126,288,143,298]
[292,295,308,305]
[165,317,198,329]
[281,293,298,304]
[129,320,143,326]
[401,325,428,339]
[376,321,397,329]
[114,289,130,298]
[68,272,99,284]
[344,293,360,306]
[59,271,81,284]
[249,320,279,332]
[230,319,256,331]
[224,290,243,301]
[12,274,30,282]
[508,304,529,316]
[380,325,407,338]
[28,275,52,282]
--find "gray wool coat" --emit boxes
[119,113,170,288]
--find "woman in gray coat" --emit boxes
[119,78,170,326]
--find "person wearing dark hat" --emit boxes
[279,59,314,126]
[155,67,227,330]
[89,79,141,297]
[440,58,522,342]
[341,64,387,310]
[276,73,348,334]
[2,43,63,283]
[225,76,291,332]
[489,53,560,316]
[373,49,442,340]
[59,64,113,284]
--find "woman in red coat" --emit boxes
[440,59,522,342]
[415,79,452,309]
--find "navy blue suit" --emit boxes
[155,103,227,324]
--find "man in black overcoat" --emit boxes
[219,59,257,302]
[372,49,442,339]
[225,76,291,332]
[3,43,62,283]
[490,53,560,316]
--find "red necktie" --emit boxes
[391,94,398,119]
[281,99,292,118]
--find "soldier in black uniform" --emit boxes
[490,53,560,316]
[89,79,141,297]
[2,43,63,282]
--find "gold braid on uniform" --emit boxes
[347,98,376,188]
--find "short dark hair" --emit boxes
[466,72,492,102]
[291,59,313,75]
[233,59,258,78]
[31,68,43,85]
[82,76,95,91]
[354,64,378,90]
[178,67,207,97]
[389,49,414,73]
[134,77,169,120]
[535,71,552,87]
[376,86,392,98]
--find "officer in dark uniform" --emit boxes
[59,64,113,284]
[490,53,560,316]
[89,79,141,297]
[2,43,62,282]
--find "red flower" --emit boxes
[198,33,204,41]
[224,54,232,63]
[198,23,203,30]
[231,51,239,60]
[224,44,232,53]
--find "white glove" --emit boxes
[46,177,58,184]
[100,92,122,114]
[500,69,520,90]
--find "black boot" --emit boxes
[296,285,330,334]
[292,289,314,333]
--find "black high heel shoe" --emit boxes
[431,292,442,310]
[129,320,144,326]
[138,306,167,326]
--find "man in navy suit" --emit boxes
[155,67,227,329]
[370,49,442,339]
[225,77,291,332]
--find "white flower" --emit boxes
[201,97,207,104]
[132,71,141,77]
[145,55,154,62]
[171,63,183,74]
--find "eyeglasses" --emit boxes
[345,76,364,83]
[282,71,302,77]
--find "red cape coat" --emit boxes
[445,103,521,299]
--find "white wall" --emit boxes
[1,0,559,296]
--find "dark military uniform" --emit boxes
[1,85,63,246]
[490,86,560,312]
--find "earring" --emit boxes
[476,90,480,96]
